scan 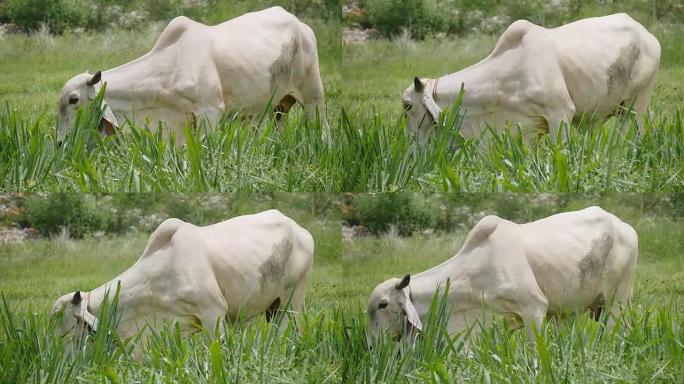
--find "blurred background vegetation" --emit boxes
[344,0,684,39]
[0,0,341,34]
[342,193,684,236]
[1,192,338,241]
[6,0,681,38]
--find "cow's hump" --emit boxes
[153,16,201,51]
[460,215,500,253]
[490,19,536,58]
[140,218,185,259]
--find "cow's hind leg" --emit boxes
[275,273,310,332]
[298,75,326,126]
[633,72,658,134]
[604,276,635,332]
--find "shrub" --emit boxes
[143,0,184,21]
[6,0,89,33]
[25,193,105,238]
[368,0,442,39]
[0,2,9,23]
[354,193,434,236]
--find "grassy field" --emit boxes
[1,6,683,192]
[341,197,684,382]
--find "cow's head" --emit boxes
[51,291,98,338]
[57,71,118,145]
[367,274,423,340]
[402,76,442,132]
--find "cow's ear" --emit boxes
[87,71,102,87]
[71,291,83,305]
[401,288,423,331]
[414,77,425,93]
[395,274,411,290]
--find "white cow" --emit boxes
[51,210,314,340]
[367,206,638,344]
[403,13,660,143]
[57,7,325,144]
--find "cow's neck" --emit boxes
[83,258,156,323]
[99,54,163,114]
[409,252,481,322]
[434,56,508,129]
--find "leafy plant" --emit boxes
[368,0,442,39]
[355,193,435,235]
[25,193,105,238]
[6,0,88,33]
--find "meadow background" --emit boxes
[0,0,681,192]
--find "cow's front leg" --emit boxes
[199,309,228,339]
[501,282,549,347]
[546,114,574,144]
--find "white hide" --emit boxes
[51,210,314,339]
[57,6,325,143]
[403,13,661,143]
[368,206,638,343]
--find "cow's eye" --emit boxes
[403,102,412,112]
[378,302,388,309]
[68,96,79,105]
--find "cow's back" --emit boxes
[205,7,311,110]
[177,210,312,313]
[545,14,660,115]
[517,207,637,311]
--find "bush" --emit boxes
[368,0,442,39]
[0,2,9,23]
[6,0,89,33]
[354,193,434,236]
[25,193,105,238]
[360,0,684,39]
[144,0,184,21]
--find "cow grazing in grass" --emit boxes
[367,206,638,344]
[57,6,325,144]
[403,13,660,143]
[51,210,314,341]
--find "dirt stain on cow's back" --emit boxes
[607,43,640,95]
[259,239,293,285]
[269,37,299,90]
[578,233,613,284]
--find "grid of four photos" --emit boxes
[1,0,683,382]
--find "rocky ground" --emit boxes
[342,1,380,45]
[0,227,38,243]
